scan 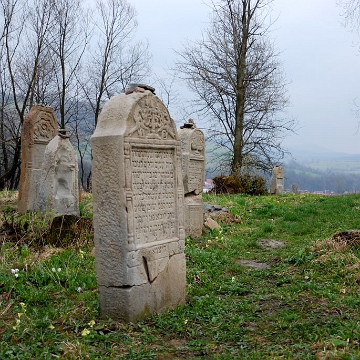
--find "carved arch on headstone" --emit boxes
[127,94,176,140]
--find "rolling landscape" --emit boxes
[283,146,360,193]
[204,144,360,194]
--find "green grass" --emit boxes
[1,192,360,359]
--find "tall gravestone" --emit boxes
[91,85,186,322]
[18,105,58,213]
[178,120,205,238]
[37,130,79,216]
[270,165,284,195]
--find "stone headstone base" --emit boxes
[98,253,186,322]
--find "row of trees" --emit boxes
[0,0,296,191]
[0,0,150,189]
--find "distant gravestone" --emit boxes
[270,165,284,194]
[91,85,186,322]
[178,120,205,238]
[37,130,79,216]
[18,105,58,213]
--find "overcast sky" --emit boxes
[130,0,360,155]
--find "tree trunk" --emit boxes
[231,0,248,175]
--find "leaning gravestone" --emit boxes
[91,85,186,322]
[37,129,79,216]
[178,119,205,238]
[18,105,58,213]
[270,165,284,195]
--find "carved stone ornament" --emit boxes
[191,130,205,155]
[34,113,57,142]
[128,96,176,140]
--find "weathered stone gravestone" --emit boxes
[37,130,79,216]
[178,120,205,238]
[91,85,186,322]
[18,105,58,213]
[270,165,284,195]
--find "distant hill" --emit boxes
[283,146,360,193]
[286,146,360,173]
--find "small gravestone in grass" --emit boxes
[18,105,58,213]
[270,165,284,195]
[91,84,186,322]
[178,119,205,238]
[37,129,79,217]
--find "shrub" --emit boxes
[212,174,268,195]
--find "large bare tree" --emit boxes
[46,0,89,129]
[81,0,150,127]
[72,0,150,190]
[177,0,295,175]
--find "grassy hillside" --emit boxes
[1,192,360,358]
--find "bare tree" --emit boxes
[46,0,89,129]
[177,0,295,175]
[0,0,56,188]
[65,84,93,191]
[73,0,150,190]
[337,0,360,31]
[0,45,21,188]
[81,0,150,127]
[151,70,191,127]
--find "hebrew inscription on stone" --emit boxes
[130,147,177,245]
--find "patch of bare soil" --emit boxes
[168,339,187,348]
[258,239,285,250]
[236,259,270,269]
